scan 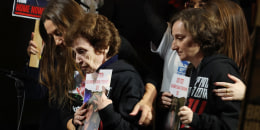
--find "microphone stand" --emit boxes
[6,73,25,130]
[0,69,32,130]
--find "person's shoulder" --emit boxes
[202,55,241,81]
[109,60,138,73]
[109,60,143,82]
[203,54,238,69]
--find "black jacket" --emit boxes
[99,58,145,130]
[181,55,241,130]
[98,0,164,89]
[61,55,145,130]
[24,66,65,130]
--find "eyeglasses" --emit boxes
[185,0,208,9]
[185,1,195,8]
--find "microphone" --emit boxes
[0,68,36,82]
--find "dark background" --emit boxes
[0,0,259,130]
[0,1,42,130]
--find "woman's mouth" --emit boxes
[81,66,95,73]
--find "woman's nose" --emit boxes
[53,35,63,46]
[171,40,178,50]
[75,54,82,64]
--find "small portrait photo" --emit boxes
[26,0,48,7]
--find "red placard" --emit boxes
[12,0,48,19]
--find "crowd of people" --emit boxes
[24,0,256,130]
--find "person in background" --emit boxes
[201,0,252,101]
[170,8,241,130]
[65,13,145,130]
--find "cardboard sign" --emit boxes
[12,0,48,19]
[12,0,48,68]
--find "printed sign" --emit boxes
[169,74,190,98]
[78,69,112,130]
[12,0,48,19]
[85,69,112,92]
[164,73,190,130]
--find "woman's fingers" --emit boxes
[178,106,193,124]
[27,40,39,55]
[162,92,173,97]
[227,73,240,82]
[160,92,173,107]
[214,82,232,88]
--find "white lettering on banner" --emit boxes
[17,0,27,4]
[188,87,192,96]
[73,106,80,112]
[191,87,197,96]
[191,77,208,99]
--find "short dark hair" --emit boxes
[170,8,224,56]
[65,13,121,58]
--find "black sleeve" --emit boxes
[24,65,48,99]
[118,35,163,91]
[60,104,74,129]
[118,35,150,85]
[190,62,241,130]
[144,0,167,47]
[99,71,145,130]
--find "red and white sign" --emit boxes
[12,0,48,19]
[169,74,190,98]
[85,69,112,92]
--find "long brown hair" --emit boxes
[204,0,252,83]
[39,0,85,108]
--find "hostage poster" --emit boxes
[12,0,48,19]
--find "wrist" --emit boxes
[67,119,76,130]
[72,115,79,129]
[142,83,157,105]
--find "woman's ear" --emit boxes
[95,46,109,56]
[104,46,110,55]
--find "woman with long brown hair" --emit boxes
[203,0,252,101]
[25,0,84,129]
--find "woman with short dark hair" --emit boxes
[65,13,145,130]
[170,8,241,130]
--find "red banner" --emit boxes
[12,0,48,19]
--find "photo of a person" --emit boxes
[26,0,48,7]
[83,104,99,130]
[165,97,186,130]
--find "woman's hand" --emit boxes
[129,83,156,126]
[93,87,112,111]
[27,32,39,56]
[213,74,246,101]
[73,103,87,126]
[129,99,153,125]
[160,92,173,109]
[178,106,193,125]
